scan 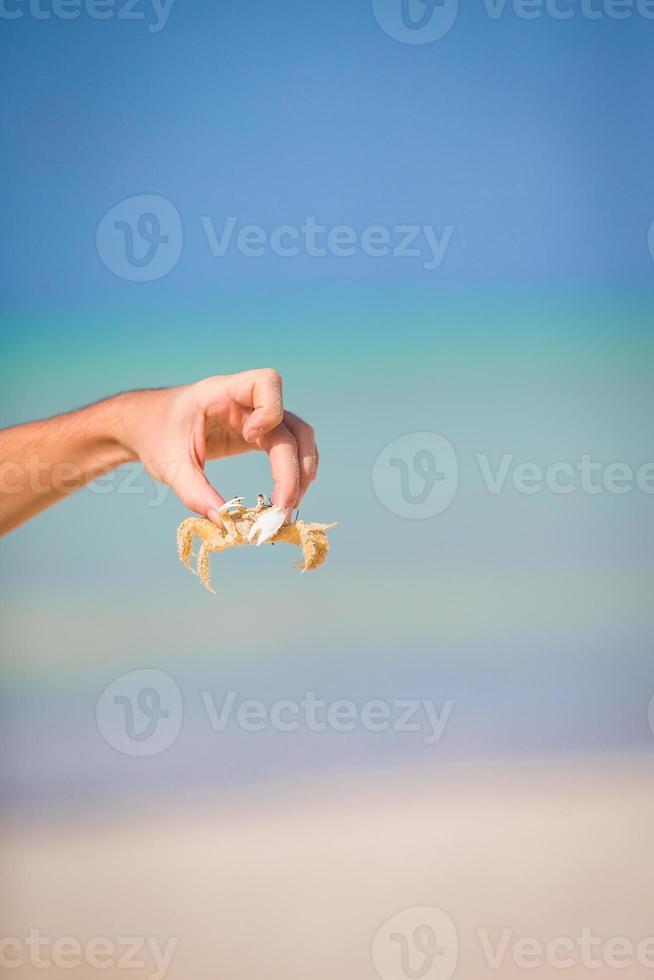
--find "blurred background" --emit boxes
[1,1,653,977]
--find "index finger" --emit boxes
[228,369,284,443]
[258,422,300,519]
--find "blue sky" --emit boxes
[1,0,653,310]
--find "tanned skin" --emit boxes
[0,369,318,536]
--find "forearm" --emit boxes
[0,395,137,535]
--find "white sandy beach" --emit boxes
[2,755,653,979]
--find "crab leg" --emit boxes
[274,521,336,571]
[218,497,245,514]
[177,517,198,570]
[196,541,215,593]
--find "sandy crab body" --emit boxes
[177,496,336,594]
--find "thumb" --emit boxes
[170,461,225,522]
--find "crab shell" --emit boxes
[177,506,336,594]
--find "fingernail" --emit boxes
[207,507,223,526]
[243,430,257,444]
[271,498,292,523]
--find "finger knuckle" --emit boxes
[261,367,282,386]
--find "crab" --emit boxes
[177,495,336,594]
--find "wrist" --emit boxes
[85,393,141,470]
[103,386,184,473]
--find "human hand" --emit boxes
[120,369,318,523]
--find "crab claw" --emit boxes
[219,497,245,514]
[248,505,286,546]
